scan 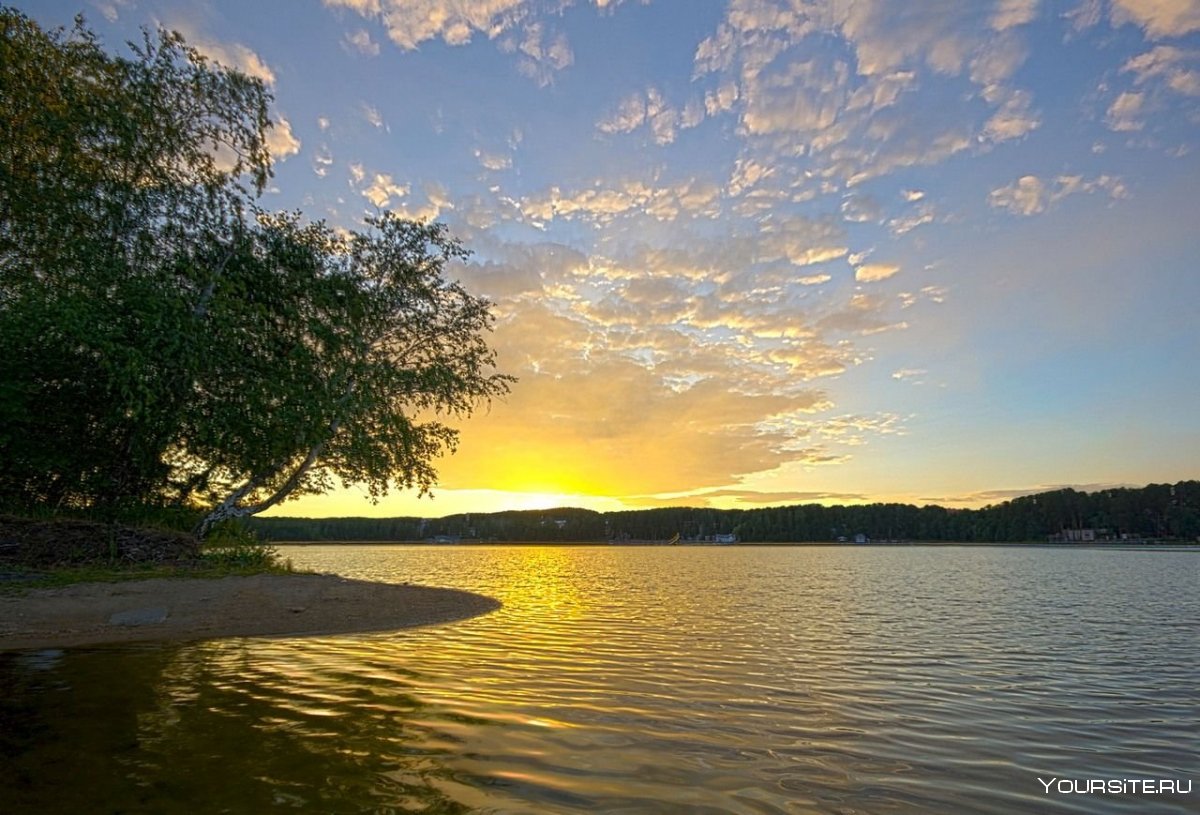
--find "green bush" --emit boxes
[199,522,289,572]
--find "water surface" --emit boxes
[2,545,1196,813]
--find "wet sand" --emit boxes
[0,573,499,650]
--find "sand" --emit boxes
[0,573,499,651]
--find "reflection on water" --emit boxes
[2,545,1197,814]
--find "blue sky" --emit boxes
[26,0,1200,515]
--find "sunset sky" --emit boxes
[29,0,1200,516]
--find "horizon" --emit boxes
[29,0,1200,516]
[256,478,1196,521]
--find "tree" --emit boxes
[0,8,512,535]
[1,7,271,509]
[187,212,513,538]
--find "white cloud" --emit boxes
[705,81,740,116]
[347,164,412,209]
[519,178,723,225]
[988,175,1048,215]
[597,87,698,144]
[988,173,1127,215]
[1106,91,1146,131]
[474,148,513,171]
[840,193,882,223]
[1123,46,1200,96]
[362,103,385,129]
[991,0,1041,30]
[266,115,301,163]
[362,172,408,208]
[344,28,380,56]
[189,38,276,86]
[312,146,334,177]
[888,204,936,236]
[1111,0,1200,38]
[90,0,132,22]
[598,91,648,134]
[983,88,1041,142]
[855,263,901,283]
[691,1,1046,190]
[510,22,574,86]
[324,0,381,13]
[1065,0,1104,33]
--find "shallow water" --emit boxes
[2,544,1196,813]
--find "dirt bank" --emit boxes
[0,573,499,650]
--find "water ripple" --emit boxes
[1,545,1196,813]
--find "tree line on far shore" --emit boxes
[251,481,1200,543]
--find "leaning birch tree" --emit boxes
[185,213,513,538]
[0,8,512,533]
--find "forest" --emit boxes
[251,481,1200,544]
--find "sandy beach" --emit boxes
[0,573,499,651]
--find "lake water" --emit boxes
[2,544,1196,814]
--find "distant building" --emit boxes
[854,533,869,544]
[713,532,737,544]
[1055,528,1096,542]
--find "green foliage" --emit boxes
[1,7,271,510]
[0,8,511,537]
[200,522,288,572]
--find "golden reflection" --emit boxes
[490,546,588,621]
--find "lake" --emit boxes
[2,544,1196,813]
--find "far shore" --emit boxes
[0,573,500,651]
[271,539,1200,549]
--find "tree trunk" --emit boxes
[193,417,340,539]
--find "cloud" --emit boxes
[855,263,901,283]
[597,87,701,144]
[266,115,301,163]
[1065,0,1105,34]
[888,203,936,236]
[923,482,1137,505]
[597,91,649,134]
[361,103,385,128]
[312,145,334,177]
[352,168,409,208]
[991,0,1041,30]
[1123,46,1200,96]
[619,487,869,507]
[1106,91,1146,130]
[988,174,1127,215]
[688,0,1045,192]
[324,0,528,49]
[324,0,590,83]
[1111,0,1200,38]
[90,0,132,22]
[840,193,883,223]
[343,28,380,56]
[189,38,277,86]
[474,147,513,171]
[519,178,723,225]
[434,358,839,496]
[983,89,1041,142]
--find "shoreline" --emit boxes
[0,573,500,651]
